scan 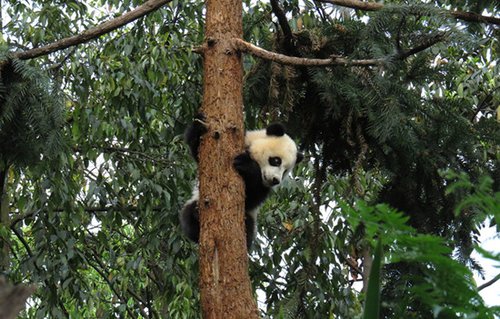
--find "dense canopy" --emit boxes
[0,0,498,318]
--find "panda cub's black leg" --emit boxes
[179,199,200,244]
[245,212,256,249]
[184,113,208,162]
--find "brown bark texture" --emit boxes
[198,0,259,317]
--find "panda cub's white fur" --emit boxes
[180,115,303,249]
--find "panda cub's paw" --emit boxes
[233,152,251,171]
[185,113,208,161]
[190,113,208,137]
[193,113,207,129]
[234,152,260,177]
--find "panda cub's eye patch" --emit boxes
[269,156,282,167]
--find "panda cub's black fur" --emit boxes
[180,114,303,249]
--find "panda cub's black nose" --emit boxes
[272,178,280,185]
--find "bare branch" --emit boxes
[478,273,500,291]
[233,37,446,67]
[13,0,172,60]
[233,38,383,66]
[450,10,500,25]
[316,0,500,26]
[318,0,383,11]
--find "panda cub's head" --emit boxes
[245,123,303,188]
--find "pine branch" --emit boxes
[316,0,500,26]
[12,0,172,60]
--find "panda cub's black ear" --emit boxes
[266,123,285,137]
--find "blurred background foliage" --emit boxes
[0,0,498,318]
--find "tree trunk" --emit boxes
[198,0,259,317]
[362,246,372,293]
[0,168,10,271]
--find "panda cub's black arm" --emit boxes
[234,151,271,211]
[184,113,208,162]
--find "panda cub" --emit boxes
[180,115,303,249]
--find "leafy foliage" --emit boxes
[0,0,498,318]
[244,0,499,276]
[3,1,205,317]
[345,201,498,318]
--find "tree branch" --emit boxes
[233,38,445,66]
[450,10,500,25]
[478,273,500,291]
[270,0,295,54]
[13,0,172,60]
[233,38,383,66]
[316,0,500,26]
[10,209,40,228]
[318,0,383,11]
[398,32,448,59]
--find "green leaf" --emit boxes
[363,238,383,319]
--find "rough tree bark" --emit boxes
[197,0,259,317]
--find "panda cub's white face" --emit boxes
[245,128,301,188]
